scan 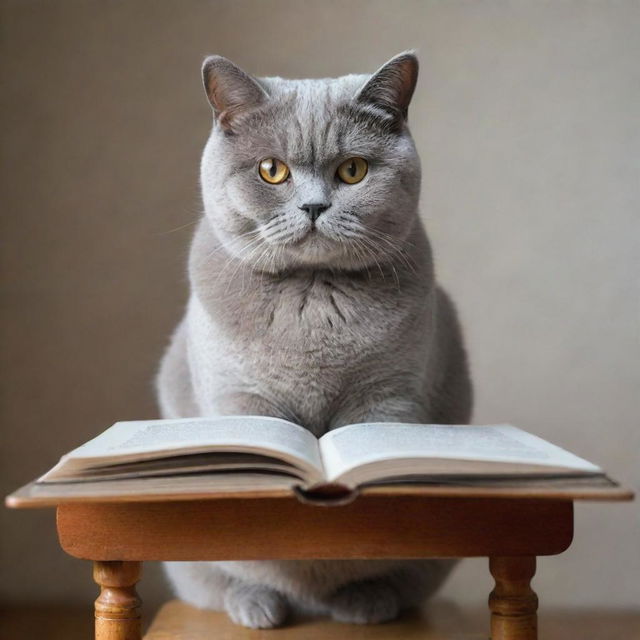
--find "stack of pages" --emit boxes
[36,417,606,499]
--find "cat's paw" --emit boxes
[327,579,400,624]
[223,583,288,629]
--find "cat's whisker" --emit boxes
[367,226,417,256]
[204,228,262,263]
[359,236,402,289]
[158,217,202,236]
[364,229,417,275]
[358,238,386,281]
[328,211,417,273]
[263,222,310,246]
[346,238,374,282]
[210,234,266,294]
[326,223,395,278]
[232,241,272,292]
[338,223,417,276]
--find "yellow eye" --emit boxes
[337,157,368,184]
[259,158,290,184]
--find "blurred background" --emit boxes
[2,0,638,626]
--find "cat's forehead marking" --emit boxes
[259,75,371,167]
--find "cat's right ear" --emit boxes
[355,52,419,128]
[202,56,268,132]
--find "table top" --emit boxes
[5,473,634,509]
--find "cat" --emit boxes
[157,51,473,629]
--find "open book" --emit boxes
[39,417,603,496]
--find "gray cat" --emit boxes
[157,51,472,628]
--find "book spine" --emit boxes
[293,484,358,506]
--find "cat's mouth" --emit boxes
[289,226,325,246]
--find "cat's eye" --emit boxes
[259,158,290,184]
[337,157,368,184]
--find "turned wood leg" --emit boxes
[489,556,538,640]
[93,561,142,640]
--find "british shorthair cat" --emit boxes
[157,51,472,628]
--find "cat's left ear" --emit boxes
[355,52,419,126]
[202,55,268,132]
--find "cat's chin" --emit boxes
[285,248,342,268]
[255,232,380,272]
[280,233,343,266]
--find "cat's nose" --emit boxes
[299,202,330,222]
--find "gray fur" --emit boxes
[157,52,472,628]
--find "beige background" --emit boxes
[1,0,638,612]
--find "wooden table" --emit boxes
[6,479,633,640]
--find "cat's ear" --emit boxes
[355,52,419,125]
[202,56,268,131]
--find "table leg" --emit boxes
[489,556,538,640]
[93,560,142,640]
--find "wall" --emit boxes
[1,0,638,610]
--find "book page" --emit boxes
[40,416,323,482]
[319,423,601,483]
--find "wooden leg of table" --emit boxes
[489,556,538,640]
[93,561,142,640]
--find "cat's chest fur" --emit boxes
[187,232,431,432]
[242,270,410,356]
[193,267,420,371]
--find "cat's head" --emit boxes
[200,52,421,272]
